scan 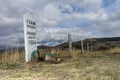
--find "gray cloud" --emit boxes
[0,0,120,49]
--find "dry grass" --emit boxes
[0,50,24,70]
[0,47,120,63]
[0,47,120,80]
[51,48,81,58]
[107,47,120,54]
[0,51,18,64]
[0,50,24,64]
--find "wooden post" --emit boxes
[81,40,84,55]
[87,43,89,53]
[90,45,93,52]
[68,34,72,56]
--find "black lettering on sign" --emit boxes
[28,40,36,45]
[26,19,36,26]
[28,36,33,39]
[27,25,36,29]
[32,21,36,25]
[32,36,35,39]
[27,32,36,35]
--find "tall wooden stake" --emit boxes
[81,40,84,55]
[87,43,89,53]
[68,33,72,56]
[90,45,93,52]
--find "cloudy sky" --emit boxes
[0,0,120,49]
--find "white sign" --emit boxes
[23,12,37,62]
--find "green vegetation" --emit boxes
[0,63,21,70]
[11,73,22,78]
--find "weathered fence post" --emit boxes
[87,43,89,53]
[81,40,84,55]
[68,33,72,57]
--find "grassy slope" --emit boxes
[0,48,120,80]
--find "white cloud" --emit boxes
[0,17,21,25]
[37,27,92,44]
[38,4,63,27]
[0,0,120,48]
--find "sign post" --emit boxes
[23,11,37,62]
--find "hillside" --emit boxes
[55,37,120,51]
[3,37,119,52]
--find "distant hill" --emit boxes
[38,45,53,49]
[54,37,120,51]
[1,37,120,52]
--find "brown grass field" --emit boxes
[0,48,120,80]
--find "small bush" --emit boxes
[11,73,22,78]
[0,63,21,70]
[51,48,81,58]
[74,59,93,69]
